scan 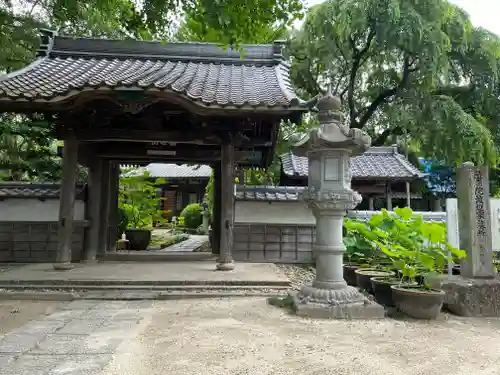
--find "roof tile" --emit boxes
[0,34,304,111]
[281,146,424,180]
[0,183,86,199]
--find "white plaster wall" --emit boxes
[235,201,315,225]
[0,199,85,221]
[446,198,500,252]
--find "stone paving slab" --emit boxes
[164,235,208,252]
[0,300,153,375]
[0,261,289,285]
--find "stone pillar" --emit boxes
[97,160,111,256]
[107,163,120,252]
[201,207,210,234]
[83,157,103,262]
[216,140,235,271]
[291,90,384,319]
[54,133,78,271]
[457,162,494,278]
[212,163,222,255]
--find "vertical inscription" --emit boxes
[474,169,487,257]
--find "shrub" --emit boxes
[180,203,203,229]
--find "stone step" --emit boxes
[0,279,289,287]
[0,284,290,291]
[98,252,215,262]
[0,286,290,301]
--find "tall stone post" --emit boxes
[54,133,78,271]
[292,90,384,319]
[456,162,494,278]
[439,161,500,317]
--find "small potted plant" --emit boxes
[119,169,168,250]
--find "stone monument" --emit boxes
[439,162,500,316]
[291,89,384,319]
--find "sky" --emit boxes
[303,0,500,36]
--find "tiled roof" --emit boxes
[281,146,424,180]
[234,185,423,202]
[235,185,304,201]
[0,182,86,199]
[124,164,212,179]
[0,30,306,112]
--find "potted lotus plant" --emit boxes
[346,218,394,293]
[371,207,466,318]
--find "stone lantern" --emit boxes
[291,89,385,319]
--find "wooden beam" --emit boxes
[74,129,273,147]
[54,133,78,270]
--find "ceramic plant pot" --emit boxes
[391,285,445,320]
[355,269,393,294]
[371,278,417,307]
[124,229,151,250]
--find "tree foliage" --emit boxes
[288,0,500,166]
[0,0,304,182]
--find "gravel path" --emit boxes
[102,298,500,375]
[276,264,315,290]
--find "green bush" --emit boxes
[180,203,203,229]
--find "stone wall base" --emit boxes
[440,276,500,317]
[291,293,385,319]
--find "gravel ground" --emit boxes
[0,300,64,335]
[102,298,500,375]
[276,264,315,290]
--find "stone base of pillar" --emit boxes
[433,276,500,317]
[53,262,74,271]
[216,261,235,271]
[292,285,385,319]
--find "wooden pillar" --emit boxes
[216,140,235,271]
[405,181,411,208]
[212,163,222,255]
[368,196,374,211]
[83,157,103,261]
[107,163,120,252]
[54,133,78,270]
[386,183,392,211]
[97,160,111,255]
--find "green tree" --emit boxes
[0,0,305,182]
[288,0,499,166]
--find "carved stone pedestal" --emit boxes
[291,90,384,319]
